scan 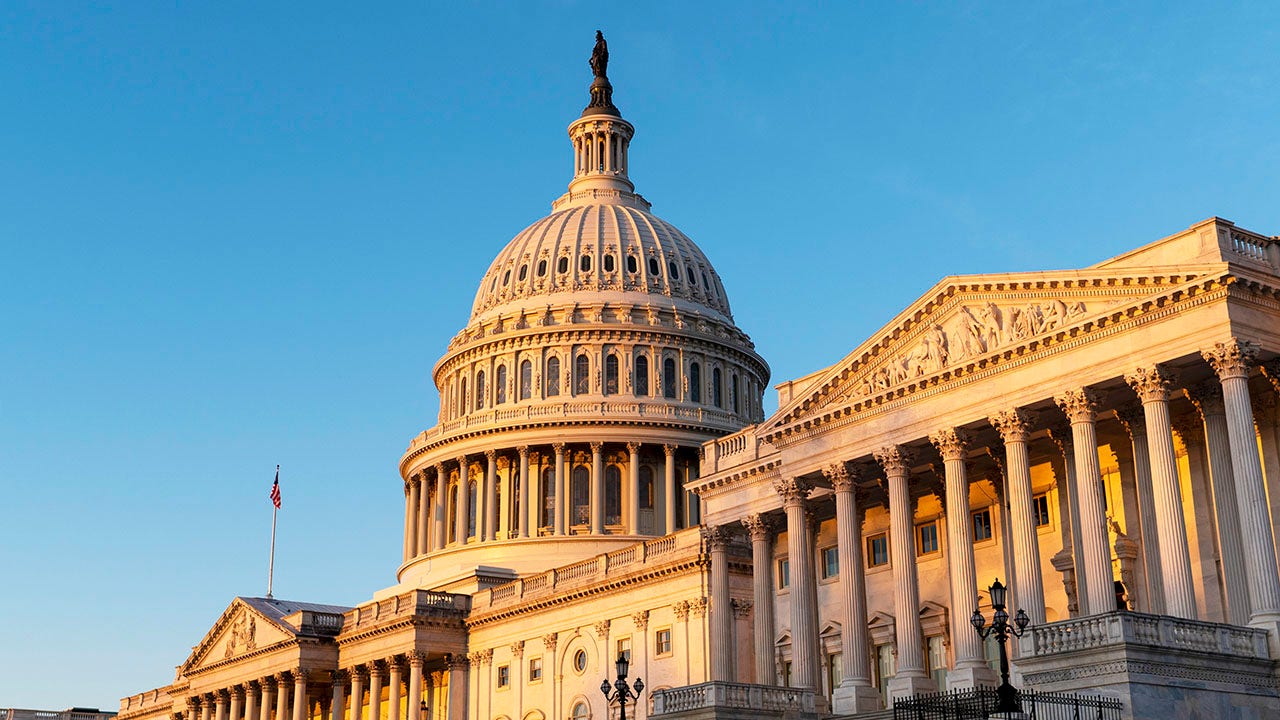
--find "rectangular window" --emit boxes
[820,546,839,579]
[655,628,672,656]
[927,635,948,691]
[826,652,842,700]
[917,522,939,555]
[497,664,509,688]
[867,533,889,567]
[874,644,896,707]
[782,661,792,688]
[616,637,632,663]
[777,557,790,589]
[1032,493,1051,527]
[972,509,993,542]
[528,657,543,682]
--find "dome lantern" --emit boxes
[560,32,643,209]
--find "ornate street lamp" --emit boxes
[601,654,645,720]
[971,578,1031,714]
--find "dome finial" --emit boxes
[583,31,620,118]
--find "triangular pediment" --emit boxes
[182,598,295,673]
[765,265,1229,433]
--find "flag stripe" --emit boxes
[270,466,281,509]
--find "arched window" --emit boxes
[468,479,478,539]
[502,269,510,286]
[639,466,654,510]
[712,367,723,408]
[634,355,649,396]
[605,354,619,395]
[460,377,468,415]
[496,365,507,405]
[663,358,677,399]
[447,482,458,543]
[557,256,569,274]
[546,357,560,397]
[518,264,528,281]
[690,362,702,402]
[648,257,661,275]
[572,466,590,527]
[626,256,638,274]
[475,370,486,410]
[571,702,588,720]
[580,255,592,272]
[520,360,532,400]
[541,467,555,529]
[605,466,622,526]
[603,255,615,273]
[669,261,680,280]
[732,373,740,413]
[575,354,590,395]
[537,259,547,277]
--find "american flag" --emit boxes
[270,465,282,509]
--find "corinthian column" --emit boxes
[590,442,605,534]
[484,450,498,541]
[456,456,470,544]
[1125,366,1197,619]
[627,442,641,533]
[246,684,261,720]
[874,445,934,700]
[388,660,403,720]
[929,429,997,688]
[741,513,776,685]
[403,478,417,561]
[704,524,735,681]
[416,473,430,556]
[274,674,289,720]
[553,444,566,536]
[215,691,228,720]
[774,476,819,692]
[1115,405,1166,615]
[518,446,530,538]
[291,671,307,720]
[433,464,447,551]
[201,695,213,720]
[229,687,243,720]
[1204,340,1280,648]
[407,654,423,720]
[664,445,678,533]
[1187,381,1251,624]
[330,671,347,720]
[1054,388,1114,616]
[991,409,1047,624]
[368,663,383,720]
[260,679,275,720]
[824,464,879,713]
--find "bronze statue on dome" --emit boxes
[590,30,609,78]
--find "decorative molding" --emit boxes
[632,610,649,630]
[1203,338,1259,381]
[874,445,915,476]
[822,462,856,492]
[1185,380,1226,417]
[1055,388,1102,424]
[1124,365,1179,403]
[673,600,691,621]
[772,476,813,507]
[542,633,558,652]
[741,513,776,541]
[990,408,1036,444]
[593,619,611,639]
[929,427,969,461]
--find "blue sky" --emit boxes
[2,1,1277,709]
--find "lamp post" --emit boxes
[601,654,644,720]
[971,578,1030,714]
[419,701,428,720]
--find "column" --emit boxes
[275,674,290,720]
[824,464,879,713]
[456,456,470,544]
[518,446,530,538]
[1054,388,1114,615]
[991,409,1048,623]
[774,476,819,692]
[664,445,678,533]
[627,442,641,533]
[874,445,934,700]
[388,660,403,720]
[742,514,776,686]
[201,696,212,720]
[929,429,997,688]
[553,444,566,536]
[215,691,228,720]
[403,478,417,561]
[330,671,346,720]
[229,688,243,720]
[417,473,431,556]
[1115,406,1166,615]
[1047,425,1087,614]
[188,700,201,720]
[1188,381,1252,624]
[260,679,276,720]
[348,667,365,720]
[447,655,468,720]
[368,664,383,720]
[1204,340,1280,646]
[247,684,261,720]
[1124,367,1198,618]
[433,464,447,551]
[407,654,423,720]
[590,442,604,534]
[480,450,495,541]
[705,525,734,681]
[292,670,308,720]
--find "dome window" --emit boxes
[574,354,590,394]
[537,259,548,277]
[519,360,532,400]
[731,372,740,413]
[686,264,694,282]
[605,465,622,525]
[634,355,649,396]
[558,257,569,274]
[545,357,561,397]
[603,255,615,273]
[496,365,507,404]
[502,270,511,286]
[712,367,723,408]
[580,255,592,272]
[689,362,701,402]
[605,354,619,395]
[669,261,680,280]
[648,257,661,276]
[475,370,487,410]
[518,265,528,282]
[627,255,638,274]
[702,271,710,288]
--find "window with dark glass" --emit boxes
[460,377,468,415]
[546,357,560,397]
[557,256,569,274]
[605,465,622,525]
[777,557,790,589]
[820,546,839,579]
[662,357,677,399]
[502,270,510,286]
[537,259,547,277]
[605,354,618,394]
[639,466,654,509]
[518,264,528,281]
[712,367,723,408]
[917,522,939,555]
[1033,493,1051,526]
[626,255,638,273]
[655,628,672,655]
[475,370,486,409]
[540,467,555,528]
[580,254,592,272]
[520,360,532,400]
[574,354,590,394]
[867,533,889,567]
[648,257,661,275]
[668,261,680,280]
[572,466,590,526]
[689,362,702,402]
[972,509,993,541]
[496,365,507,404]
[603,255,615,272]
[497,665,509,688]
[634,355,649,396]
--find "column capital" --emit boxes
[542,632,558,651]
[230,686,245,700]
[434,461,446,475]
[456,455,468,469]
[1170,412,1204,447]
[484,449,496,461]
[552,442,566,455]
[1260,358,1280,394]
[874,444,915,476]
[1185,380,1226,417]
[408,651,426,668]
[663,443,677,457]
[772,476,814,507]
[632,609,650,630]
[741,512,777,540]
[1054,387,1103,424]
[626,441,641,454]
[701,523,732,549]
[1115,404,1146,438]
[445,653,468,671]
[589,441,604,453]
[822,462,858,492]
[368,660,386,679]
[408,475,421,489]
[273,672,290,685]
[510,640,525,657]
[517,445,530,458]
[332,669,349,685]
[991,407,1034,443]
[1124,365,1179,403]
[929,427,970,461]
[1202,338,1259,381]
[351,665,369,681]
[246,682,261,697]
[216,690,230,702]
[673,600,692,621]
[592,619,611,639]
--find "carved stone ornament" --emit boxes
[741,513,775,541]
[772,476,814,506]
[731,598,753,618]
[223,611,257,659]
[593,619,611,638]
[626,441,641,454]
[1054,388,1102,424]
[542,632,558,651]
[1046,421,1073,453]
[690,597,709,617]
[1123,365,1178,404]
[1202,338,1258,381]
[1261,359,1280,394]
[701,524,731,549]
[673,600,691,621]
[1114,404,1146,438]
[1170,413,1204,447]
[511,640,524,657]
[822,462,856,492]
[929,427,969,461]
[874,445,915,477]
[990,408,1036,444]
[632,610,650,630]
[1185,380,1226,417]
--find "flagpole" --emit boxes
[267,465,279,599]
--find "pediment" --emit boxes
[765,266,1229,433]
[182,598,294,673]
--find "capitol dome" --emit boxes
[394,41,767,591]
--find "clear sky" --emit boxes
[2,1,1277,709]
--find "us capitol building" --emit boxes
[118,37,1280,720]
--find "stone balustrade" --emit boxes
[343,589,469,632]
[650,681,817,715]
[1021,611,1270,660]
[703,427,765,474]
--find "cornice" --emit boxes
[689,458,781,498]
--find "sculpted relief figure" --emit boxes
[224,613,256,659]
[590,31,609,78]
